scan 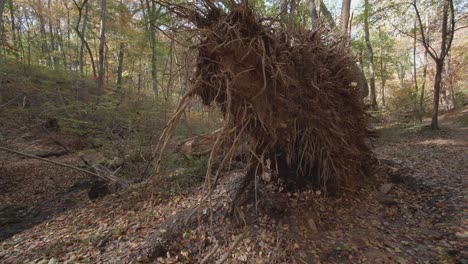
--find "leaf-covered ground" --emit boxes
[0,107,467,263]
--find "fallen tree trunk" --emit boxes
[0,146,128,188]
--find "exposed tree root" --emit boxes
[151,0,375,219]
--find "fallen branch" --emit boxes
[0,93,22,109]
[200,242,220,264]
[0,146,112,182]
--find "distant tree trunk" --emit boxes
[97,0,107,104]
[105,45,109,85]
[419,49,428,119]
[56,21,67,70]
[137,62,142,94]
[47,0,57,67]
[289,0,296,30]
[8,0,16,48]
[145,0,158,98]
[36,2,50,65]
[413,0,455,129]
[319,0,367,97]
[24,9,31,67]
[72,0,95,77]
[0,0,6,58]
[280,0,288,24]
[63,0,72,70]
[117,42,124,89]
[379,44,386,106]
[341,0,351,38]
[308,0,318,30]
[358,50,369,97]
[79,2,89,74]
[412,20,418,94]
[364,0,377,109]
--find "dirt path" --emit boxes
[0,107,466,263]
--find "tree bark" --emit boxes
[341,0,351,38]
[144,0,159,98]
[97,0,107,104]
[289,0,296,30]
[358,50,369,98]
[419,49,428,120]
[412,20,418,94]
[280,0,288,24]
[364,0,377,109]
[36,2,50,65]
[431,61,443,129]
[308,0,318,30]
[379,42,386,106]
[79,2,89,74]
[117,42,124,89]
[0,0,6,58]
[446,52,455,109]
[8,0,16,48]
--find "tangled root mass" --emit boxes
[164,0,374,193]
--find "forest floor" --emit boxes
[0,106,467,264]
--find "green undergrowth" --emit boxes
[377,122,432,143]
[0,60,215,188]
[160,152,208,195]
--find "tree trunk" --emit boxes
[289,0,296,30]
[97,0,107,104]
[341,0,351,37]
[63,0,72,71]
[8,0,16,48]
[431,61,443,129]
[145,0,158,98]
[24,9,31,67]
[319,0,367,97]
[137,62,142,94]
[308,0,318,30]
[37,2,49,65]
[412,20,418,94]
[117,42,124,89]
[72,0,96,77]
[79,2,89,75]
[319,1,336,28]
[0,0,6,58]
[280,0,288,24]
[419,49,428,120]
[447,52,455,109]
[358,50,369,98]
[47,0,57,67]
[364,0,377,109]
[379,43,386,106]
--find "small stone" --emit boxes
[48,258,57,264]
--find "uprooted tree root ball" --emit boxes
[153,0,375,203]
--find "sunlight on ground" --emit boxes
[415,139,467,146]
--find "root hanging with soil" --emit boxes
[152,0,374,200]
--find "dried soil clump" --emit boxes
[156,1,374,194]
